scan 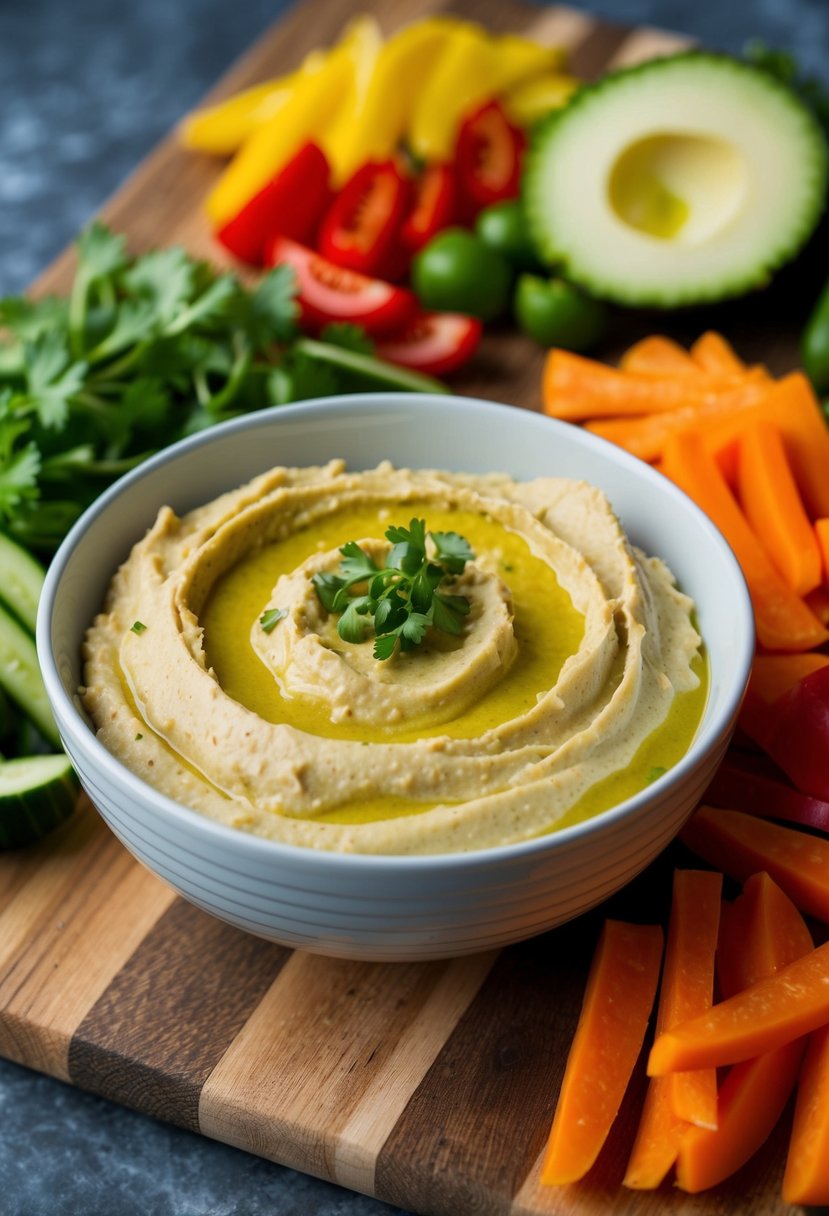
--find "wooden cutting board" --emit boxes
[1,2,816,1213]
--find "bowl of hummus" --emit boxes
[38,394,753,960]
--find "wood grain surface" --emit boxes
[1,2,815,1213]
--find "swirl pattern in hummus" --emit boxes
[82,461,704,855]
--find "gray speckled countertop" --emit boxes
[2,1,827,1213]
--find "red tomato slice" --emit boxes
[317,160,410,277]
[455,100,526,218]
[375,311,482,376]
[266,235,417,336]
[400,163,456,253]
[215,142,330,266]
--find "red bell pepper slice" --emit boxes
[455,99,526,219]
[215,141,330,267]
[760,665,829,801]
[400,163,456,253]
[375,311,481,377]
[317,160,410,278]
[265,235,417,337]
[705,757,829,834]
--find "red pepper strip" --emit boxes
[375,311,481,377]
[760,665,829,801]
[215,141,330,266]
[454,99,526,220]
[265,235,417,337]
[705,759,829,834]
[400,163,456,253]
[317,159,411,278]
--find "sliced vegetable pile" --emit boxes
[543,867,829,1203]
[180,14,582,375]
[0,223,448,847]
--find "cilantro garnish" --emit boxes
[259,607,288,633]
[312,519,475,660]
[646,765,667,784]
[130,620,147,634]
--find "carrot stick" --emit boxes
[783,1022,829,1205]
[680,804,829,923]
[620,335,701,377]
[677,1040,806,1192]
[806,584,829,627]
[816,518,829,582]
[690,331,748,377]
[676,874,814,1193]
[748,653,829,705]
[648,938,829,1075]
[623,872,721,1190]
[542,349,767,422]
[541,920,663,1185]
[716,872,815,1002]
[661,430,829,652]
[737,421,822,596]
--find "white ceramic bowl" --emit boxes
[38,394,754,961]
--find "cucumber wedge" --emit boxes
[0,601,60,749]
[0,531,45,635]
[0,754,79,848]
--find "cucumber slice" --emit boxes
[0,754,79,848]
[0,601,61,749]
[0,531,46,635]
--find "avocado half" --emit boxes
[524,52,829,307]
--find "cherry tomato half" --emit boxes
[317,160,410,278]
[400,163,456,253]
[266,235,418,337]
[455,100,526,219]
[215,142,330,266]
[375,311,482,376]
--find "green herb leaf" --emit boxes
[313,518,475,659]
[259,607,288,633]
[130,620,147,634]
[646,766,667,784]
[319,322,374,355]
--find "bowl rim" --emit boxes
[37,392,755,872]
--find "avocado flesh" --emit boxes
[525,53,828,307]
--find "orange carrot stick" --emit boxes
[805,584,829,627]
[676,874,814,1193]
[716,872,815,1001]
[623,871,721,1190]
[542,349,767,422]
[541,920,663,1185]
[737,421,822,596]
[620,335,701,377]
[680,804,829,923]
[648,938,829,1075]
[690,331,748,377]
[783,1022,829,1205]
[816,518,829,581]
[748,653,829,706]
[661,430,828,652]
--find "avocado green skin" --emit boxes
[523,50,829,309]
[514,274,607,350]
[802,275,829,393]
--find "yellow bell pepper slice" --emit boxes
[408,24,499,162]
[206,17,379,226]
[323,16,466,185]
[179,52,325,157]
[503,72,580,127]
[489,34,568,94]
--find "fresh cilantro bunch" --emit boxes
[0,223,444,554]
[311,518,475,660]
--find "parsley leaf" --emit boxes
[319,323,375,355]
[259,607,288,633]
[312,518,475,659]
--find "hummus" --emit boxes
[82,461,705,855]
